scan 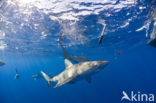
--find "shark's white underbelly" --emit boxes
[70,67,97,83]
[56,66,96,84]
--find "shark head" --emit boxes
[86,61,109,72]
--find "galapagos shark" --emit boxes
[148,8,156,47]
[15,69,20,79]
[0,60,5,66]
[58,37,89,62]
[41,59,109,88]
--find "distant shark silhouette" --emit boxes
[148,8,156,47]
[0,60,5,66]
[41,59,109,88]
[32,73,43,80]
[121,91,131,101]
[14,69,20,79]
[58,37,89,62]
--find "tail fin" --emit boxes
[58,37,69,58]
[41,71,51,87]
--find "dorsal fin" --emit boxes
[64,59,73,68]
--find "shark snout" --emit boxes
[96,61,109,69]
[99,61,109,65]
[92,61,109,68]
[91,61,109,71]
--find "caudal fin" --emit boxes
[41,71,51,87]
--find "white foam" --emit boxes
[16,0,136,21]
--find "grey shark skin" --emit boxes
[58,37,89,63]
[41,59,109,88]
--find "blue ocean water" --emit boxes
[0,0,156,103]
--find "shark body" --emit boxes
[41,59,109,88]
[148,8,156,47]
[148,21,156,47]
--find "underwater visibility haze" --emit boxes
[0,0,156,103]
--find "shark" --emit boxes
[0,60,5,66]
[41,59,109,88]
[58,37,89,63]
[148,8,156,47]
[14,69,20,79]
